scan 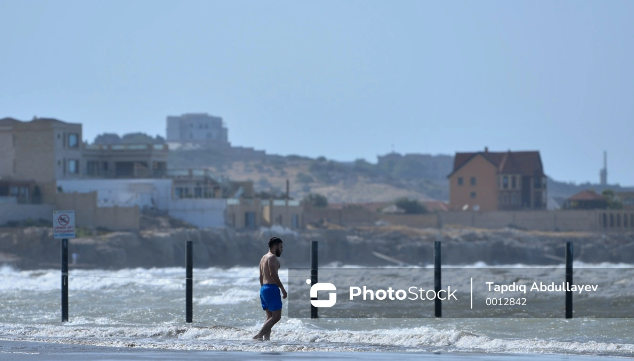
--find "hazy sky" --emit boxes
[1,1,632,185]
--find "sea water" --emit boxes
[0,264,633,357]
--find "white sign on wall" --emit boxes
[53,210,76,239]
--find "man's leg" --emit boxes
[263,309,272,341]
[253,309,272,340]
[253,310,281,340]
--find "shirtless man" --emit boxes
[253,237,287,341]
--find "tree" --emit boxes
[353,158,375,174]
[602,190,623,209]
[254,191,288,200]
[93,133,121,145]
[304,193,328,208]
[392,157,427,178]
[394,197,427,214]
[296,172,315,184]
[93,132,165,145]
[121,132,159,144]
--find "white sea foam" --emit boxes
[323,261,634,269]
[0,321,633,356]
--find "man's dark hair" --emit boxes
[268,237,283,248]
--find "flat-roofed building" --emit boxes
[166,113,229,147]
[1,117,84,182]
[0,117,83,203]
[83,143,168,178]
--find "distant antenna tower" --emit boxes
[600,151,607,185]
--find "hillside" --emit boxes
[168,150,451,203]
[168,148,632,204]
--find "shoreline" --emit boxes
[0,339,628,361]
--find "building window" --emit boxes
[511,193,517,205]
[245,212,256,228]
[458,177,464,186]
[534,192,542,208]
[503,193,508,204]
[175,187,189,198]
[194,187,202,198]
[292,214,300,228]
[68,133,79,148]
[503,176,508,189]
[68,160,79,174]
[534,177,542,188]
[511,176,516,189]
[470,177,476,186]
[617,214,621,228]
[470,192,476,199]
[9,186,29,204]
[87,161,99,176]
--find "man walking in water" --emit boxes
[253,237,287,341]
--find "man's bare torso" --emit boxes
[260,253,279,285]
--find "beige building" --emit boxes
[83,143,168,178]
[263,199,303,229]
[0,117,164,230]
[168,169,254,200]
[448,148,547,211]
[13,118,83,182]
[0,118,17,177]
[226,198,303,229]
[0,117,84,203]
[0,117,169,203]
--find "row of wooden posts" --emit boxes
[59,240,575,322]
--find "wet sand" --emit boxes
[0,340,625,361]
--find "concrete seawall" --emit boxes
[0,226,633,270]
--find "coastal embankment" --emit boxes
[0,226,632,270]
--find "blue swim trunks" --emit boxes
[260,284,282,311]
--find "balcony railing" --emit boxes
[84,144,169,151]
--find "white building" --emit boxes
[166,113,229,147]
[56,179,226,229]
